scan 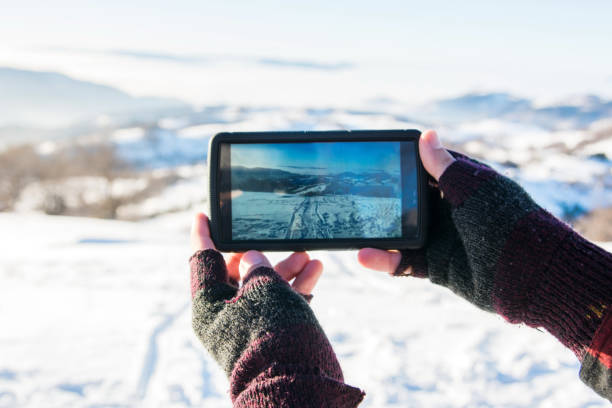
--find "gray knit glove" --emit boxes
[394,154,611,361]
[190,249,365,407]
[394,155,545,313]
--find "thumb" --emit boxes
[358,248,402,274]
[419,130,456,181]
[239,250,273,281]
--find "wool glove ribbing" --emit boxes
[190,249,365,407]
[395,156,612,401]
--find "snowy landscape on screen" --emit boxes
[232,191,402,240]
[227,139,408,240]
[0,66,612,407]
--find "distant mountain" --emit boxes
[417,92,612,129]
[231,166,321,194]
[418,93,531,123]
[508,96,612,129]
[231,166,401,198]
[0,67,189,129]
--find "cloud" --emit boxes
[47,47,354,71]
[257,58,353,71]
[108,50,208,64]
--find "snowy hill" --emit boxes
[418,93,532,123]
[419,92,612,129]
[0,67,188,144]
[0,213,609,407]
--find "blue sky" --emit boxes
[230,142,401,175]
[4,1,612,61]
[1,1,612,104]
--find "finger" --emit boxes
[191,213,216,252]
[274,252,310,281]
[239,250,273,281]
[226,252,243,284]
[419,130,456,181]
[292,259,323,295]
[357,248,402,274]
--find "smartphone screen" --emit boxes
[216,138,420,243]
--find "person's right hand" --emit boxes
[357,130,557,314]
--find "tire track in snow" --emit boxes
[285,198,308,239]
[286,197,332,239]
[136,301,190,400]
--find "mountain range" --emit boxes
[418,92,612,129]
[2,66,612,151]
[230,166,401,198]
[0,67,188,136]
[2,67,612,131]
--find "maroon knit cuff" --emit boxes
[539,233,612,358]
[230,324,345,398]
[438,158,497,207]
[234,374,365,407]
[494,210,612,358]
[230,324,365,406]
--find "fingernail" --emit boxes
[243,251,266,266]
[428,131,443,149]
[240,251,271,278]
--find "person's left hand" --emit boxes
[191,212,323,298]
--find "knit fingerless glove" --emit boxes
[395,156,612,401]
[190,249,365,407]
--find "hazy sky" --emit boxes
[230,142,401,175]
[2,1,612,105]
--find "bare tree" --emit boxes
[0,145,43,211]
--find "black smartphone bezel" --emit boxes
[208,129,428,251]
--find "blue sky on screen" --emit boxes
[230,142,401,176]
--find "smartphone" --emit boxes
[208,130,428,251]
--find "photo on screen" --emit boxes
[229,141,415,240]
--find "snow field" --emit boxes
[0,213,609,407]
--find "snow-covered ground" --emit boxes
[1,70,611,407]
[232,192,401,240]
[1,212,609,407]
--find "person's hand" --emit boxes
[356,131,612,405]
[190,212,323,299]
[189,213,364,405]
[357,129,552,315]
[358,130,456,276]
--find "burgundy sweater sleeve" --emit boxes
[190,249,365,407]
[439,158,612,401]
